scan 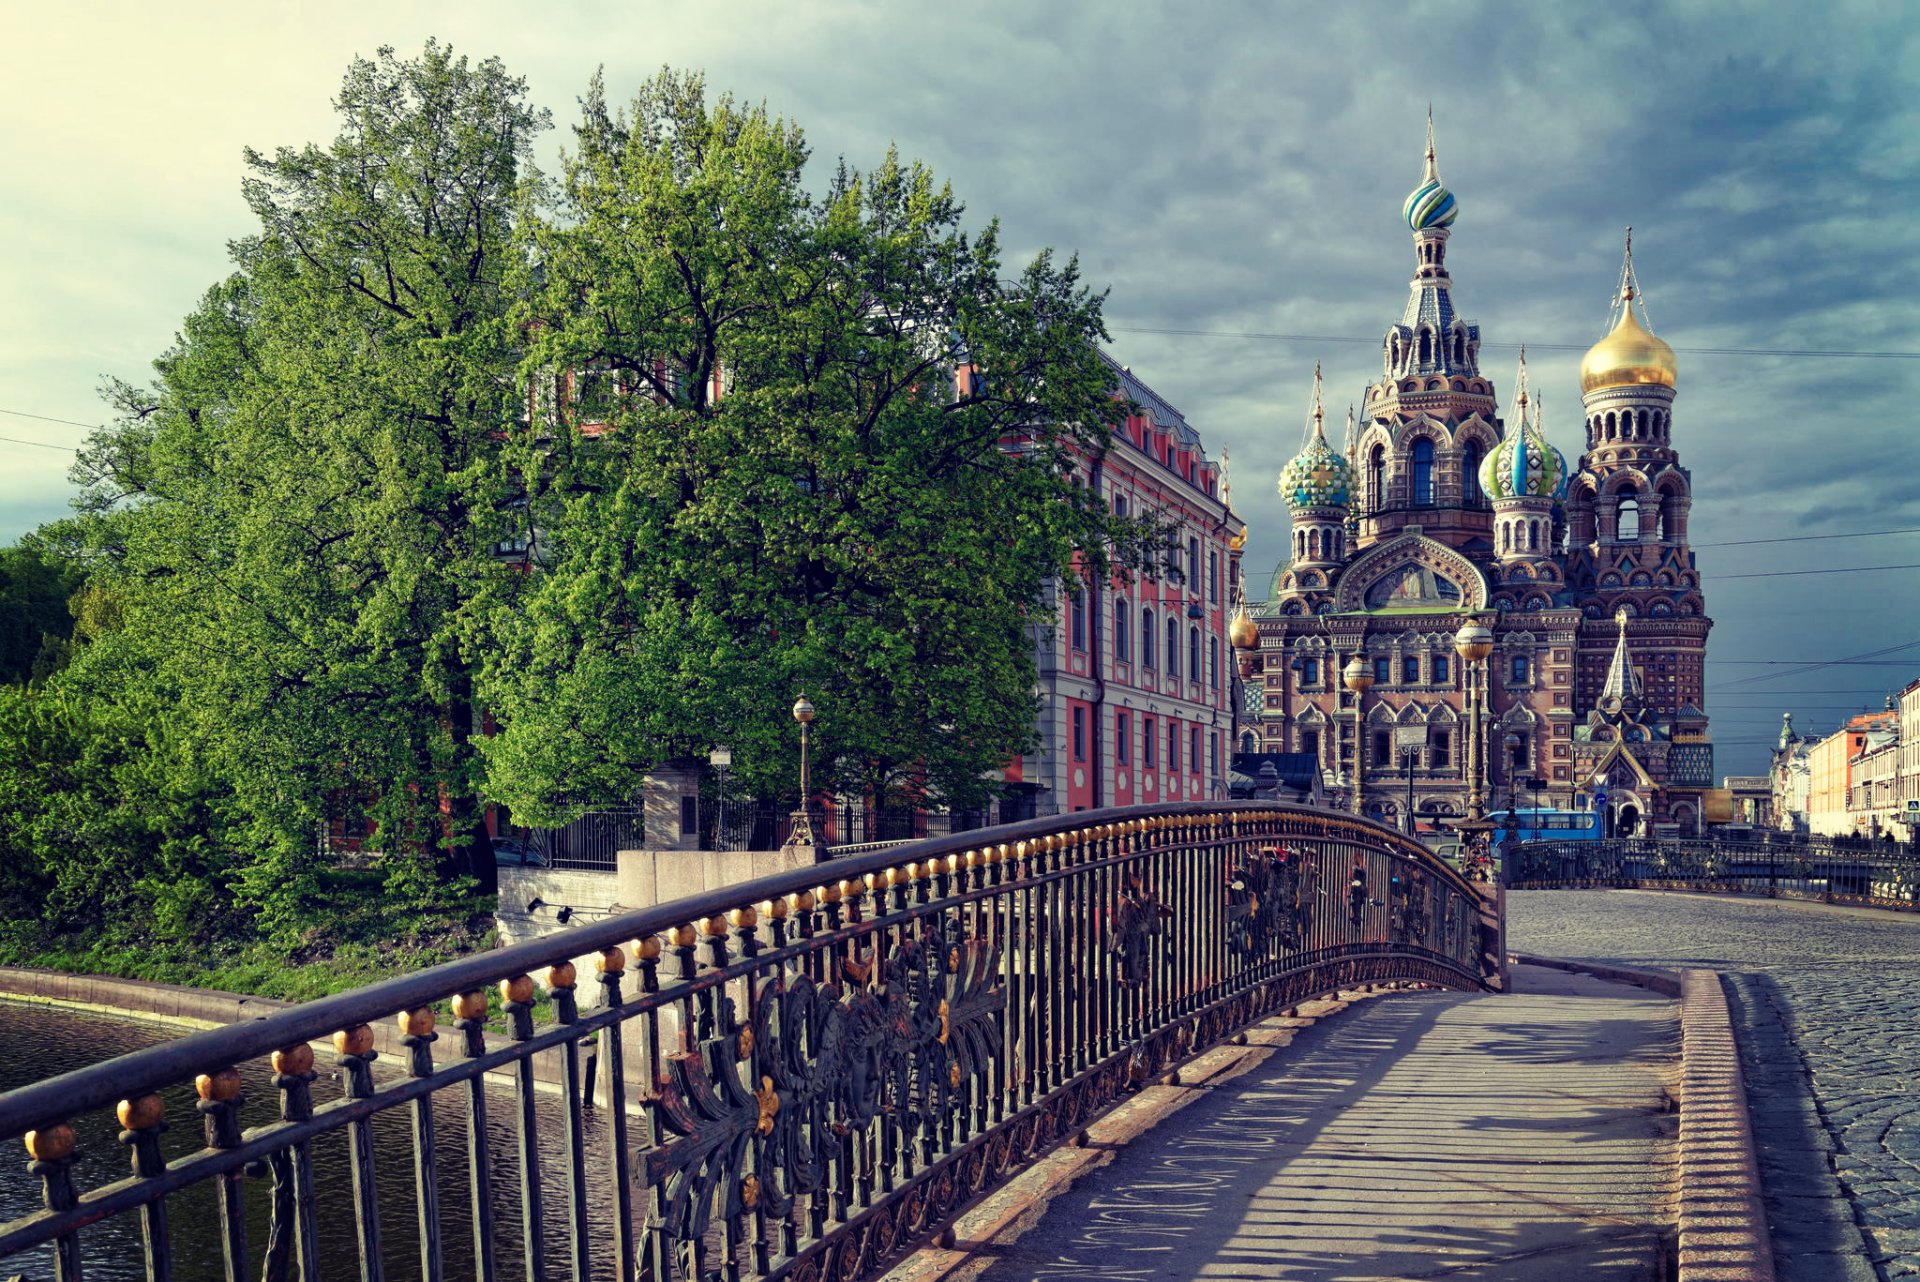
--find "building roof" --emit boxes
[1102,350,1200,447]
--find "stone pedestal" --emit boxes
[642,760,702,851]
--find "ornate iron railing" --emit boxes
[1506,836,1920,910]
[0,802,1493,1282]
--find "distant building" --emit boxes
[1804,708,1897,837]
[1720,774,1771,828]
[1237,124,1713,836]
[1016,357,1246,816]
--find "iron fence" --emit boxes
[0,802,1495,1282]
[502,808,647,873]
[1506,836,1920,910]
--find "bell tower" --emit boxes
[1565,232,1710,714]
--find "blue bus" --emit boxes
[1489,808,1603,847]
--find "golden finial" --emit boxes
[1424,106,1438,182]
[1343,404,1357,462]
[1513,346,1529,407]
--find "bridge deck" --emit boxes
[948,965,1679,1281]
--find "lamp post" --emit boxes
[1342,655,1374,817]
[1404,741,1420,837]
[1502,731,1522,849]
[709,746,733,850]
[1453,623,1494,823]
[785,695,821,851]
[1590,771,1611,840]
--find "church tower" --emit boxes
[1278,364,1351,595]
[1355,113,1501,552]
[1564,232,1711,715]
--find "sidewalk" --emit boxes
[947,965,1681,1281]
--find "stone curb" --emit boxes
[880,988,1395,1282]
[1508,951,1682,997]
[1676,969,1777,1282]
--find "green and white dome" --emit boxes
[1479,413,1567,501]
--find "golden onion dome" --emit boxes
[1579,300,1677,395]
[1228,611,1259,650]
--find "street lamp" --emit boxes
[1343,655,1374,817]
[1453,622,1494,823]
[709,746,733,850]
[1403,739,1421,837]
[1502,731,1522,842]
[785,695,822,852]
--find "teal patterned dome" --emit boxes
[1404,114,1458,231]
[1479,417,1567,501]
[1280,427,1351,510]
[1403,177,1457,231]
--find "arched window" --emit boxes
[1411,438,1435,506]
[1527,522,1539,551]
[1114,597,1130,662]
[1069,587,1086,651]
[1500,524,1510,553]
[1368,445,1387,510]
[1167,617,1181,678]
[1308,529,1321,560]
[1462,441,1482,504]
[1209,635,1220,688]
[1189,626,1201,681]
[1618,495,1640,541]
[1141,608,1156,669]
[1418,331,1431,365]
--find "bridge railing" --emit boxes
[0,802,1494,1282]
[1507,836,1920,910]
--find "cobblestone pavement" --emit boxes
[1510,889,1920,1282]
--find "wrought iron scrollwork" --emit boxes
[1113,875,1173,986]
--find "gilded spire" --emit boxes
[1220,446,1233,510]
[1424,105,1438,183]
[1613,226,1649,329]
[1343,403,1357,463]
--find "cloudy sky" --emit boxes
[3,0,1915,773]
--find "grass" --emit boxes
[0,867,500,1004]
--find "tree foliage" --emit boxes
[4,50,1160,967]
[58,42,546,923]
[480,69,1159,820]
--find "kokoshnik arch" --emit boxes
[1235,120,1714,838]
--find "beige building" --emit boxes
[1805,709,1898,837]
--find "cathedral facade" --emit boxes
[1235,127,1715,837]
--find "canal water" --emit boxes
[0,999,633,1280]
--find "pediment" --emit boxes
[1333,535,1488,613]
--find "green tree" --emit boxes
[480,70,1162,825]
[0,542,84,684]
[65,42,547,915]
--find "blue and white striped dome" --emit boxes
[1403,177,1458,231]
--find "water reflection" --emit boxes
[0,1000,633,1280]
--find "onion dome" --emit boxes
[1403,112,1458,231]
[1480,361,1567,500]
[1480,422,1567,501]
[1581,229,1677,394]
[1278,365,1350,509]
[1228,609,1259,650]
[1580,303,1677,394]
